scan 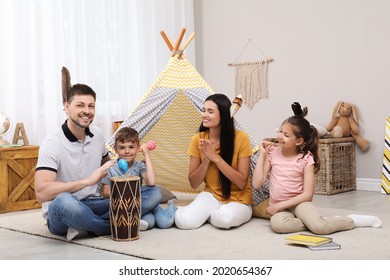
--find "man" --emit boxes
[35,83,114,241]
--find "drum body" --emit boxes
[109,175,141,241]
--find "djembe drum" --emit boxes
[109,175,141,241]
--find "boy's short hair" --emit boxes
[114,127,139,145]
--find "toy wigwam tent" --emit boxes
[106,29,268,204]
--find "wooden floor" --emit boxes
[0,190,389,260]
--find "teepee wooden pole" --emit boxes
[160,31,174,51]
[174,32,195,59]
[161,29,195,59]
[172,27,186,56]
[180,32,195,52]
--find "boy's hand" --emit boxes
[139,143,150,156]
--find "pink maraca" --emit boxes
[146,141,156,150]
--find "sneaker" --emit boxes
[139,219,148,231]
[66,227,89,241]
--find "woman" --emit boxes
[175,93,253,229]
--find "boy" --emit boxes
[101,127,176,229]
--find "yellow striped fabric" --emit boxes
[381,117,390,194]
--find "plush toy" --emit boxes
[326,101,370,152]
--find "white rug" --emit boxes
[0,207,388,260]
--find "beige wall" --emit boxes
[193,0,390,191]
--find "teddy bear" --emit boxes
[326,101,370,152]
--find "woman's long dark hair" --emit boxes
[199,94,235,198]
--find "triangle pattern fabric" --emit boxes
[137,91,204,193]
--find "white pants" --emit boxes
[175,191,252,230]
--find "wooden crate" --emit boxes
[0,145,41,213]
[314,137,356,195]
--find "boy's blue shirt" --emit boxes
[101,160,146,185]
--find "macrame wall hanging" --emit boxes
[228,39,273,109]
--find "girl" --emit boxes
[175,93,253,229]
[252,102,382,234]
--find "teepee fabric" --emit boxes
[106,56,268,204]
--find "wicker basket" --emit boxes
[263,137,356,195]
[314,137,356,195]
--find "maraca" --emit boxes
[118,158,128,174]
[146,141,156,150]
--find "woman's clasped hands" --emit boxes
[199,138,219,162]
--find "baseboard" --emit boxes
[357,178,385,193]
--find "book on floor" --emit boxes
[285,234,332,246]
[308,241,341,251]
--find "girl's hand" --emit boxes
[260,140,278,154]
[262,140,273,149]
[258,141,266,154]
[266,203,280,216]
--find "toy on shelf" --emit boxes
[326,101,370,152]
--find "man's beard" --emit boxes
[70,114,93,129]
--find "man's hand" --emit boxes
[84,160,115,186]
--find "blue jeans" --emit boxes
[141,186,177,229]
[47,192,111,237]
[47,186,176,236]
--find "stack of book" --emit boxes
[285,234,341,251]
